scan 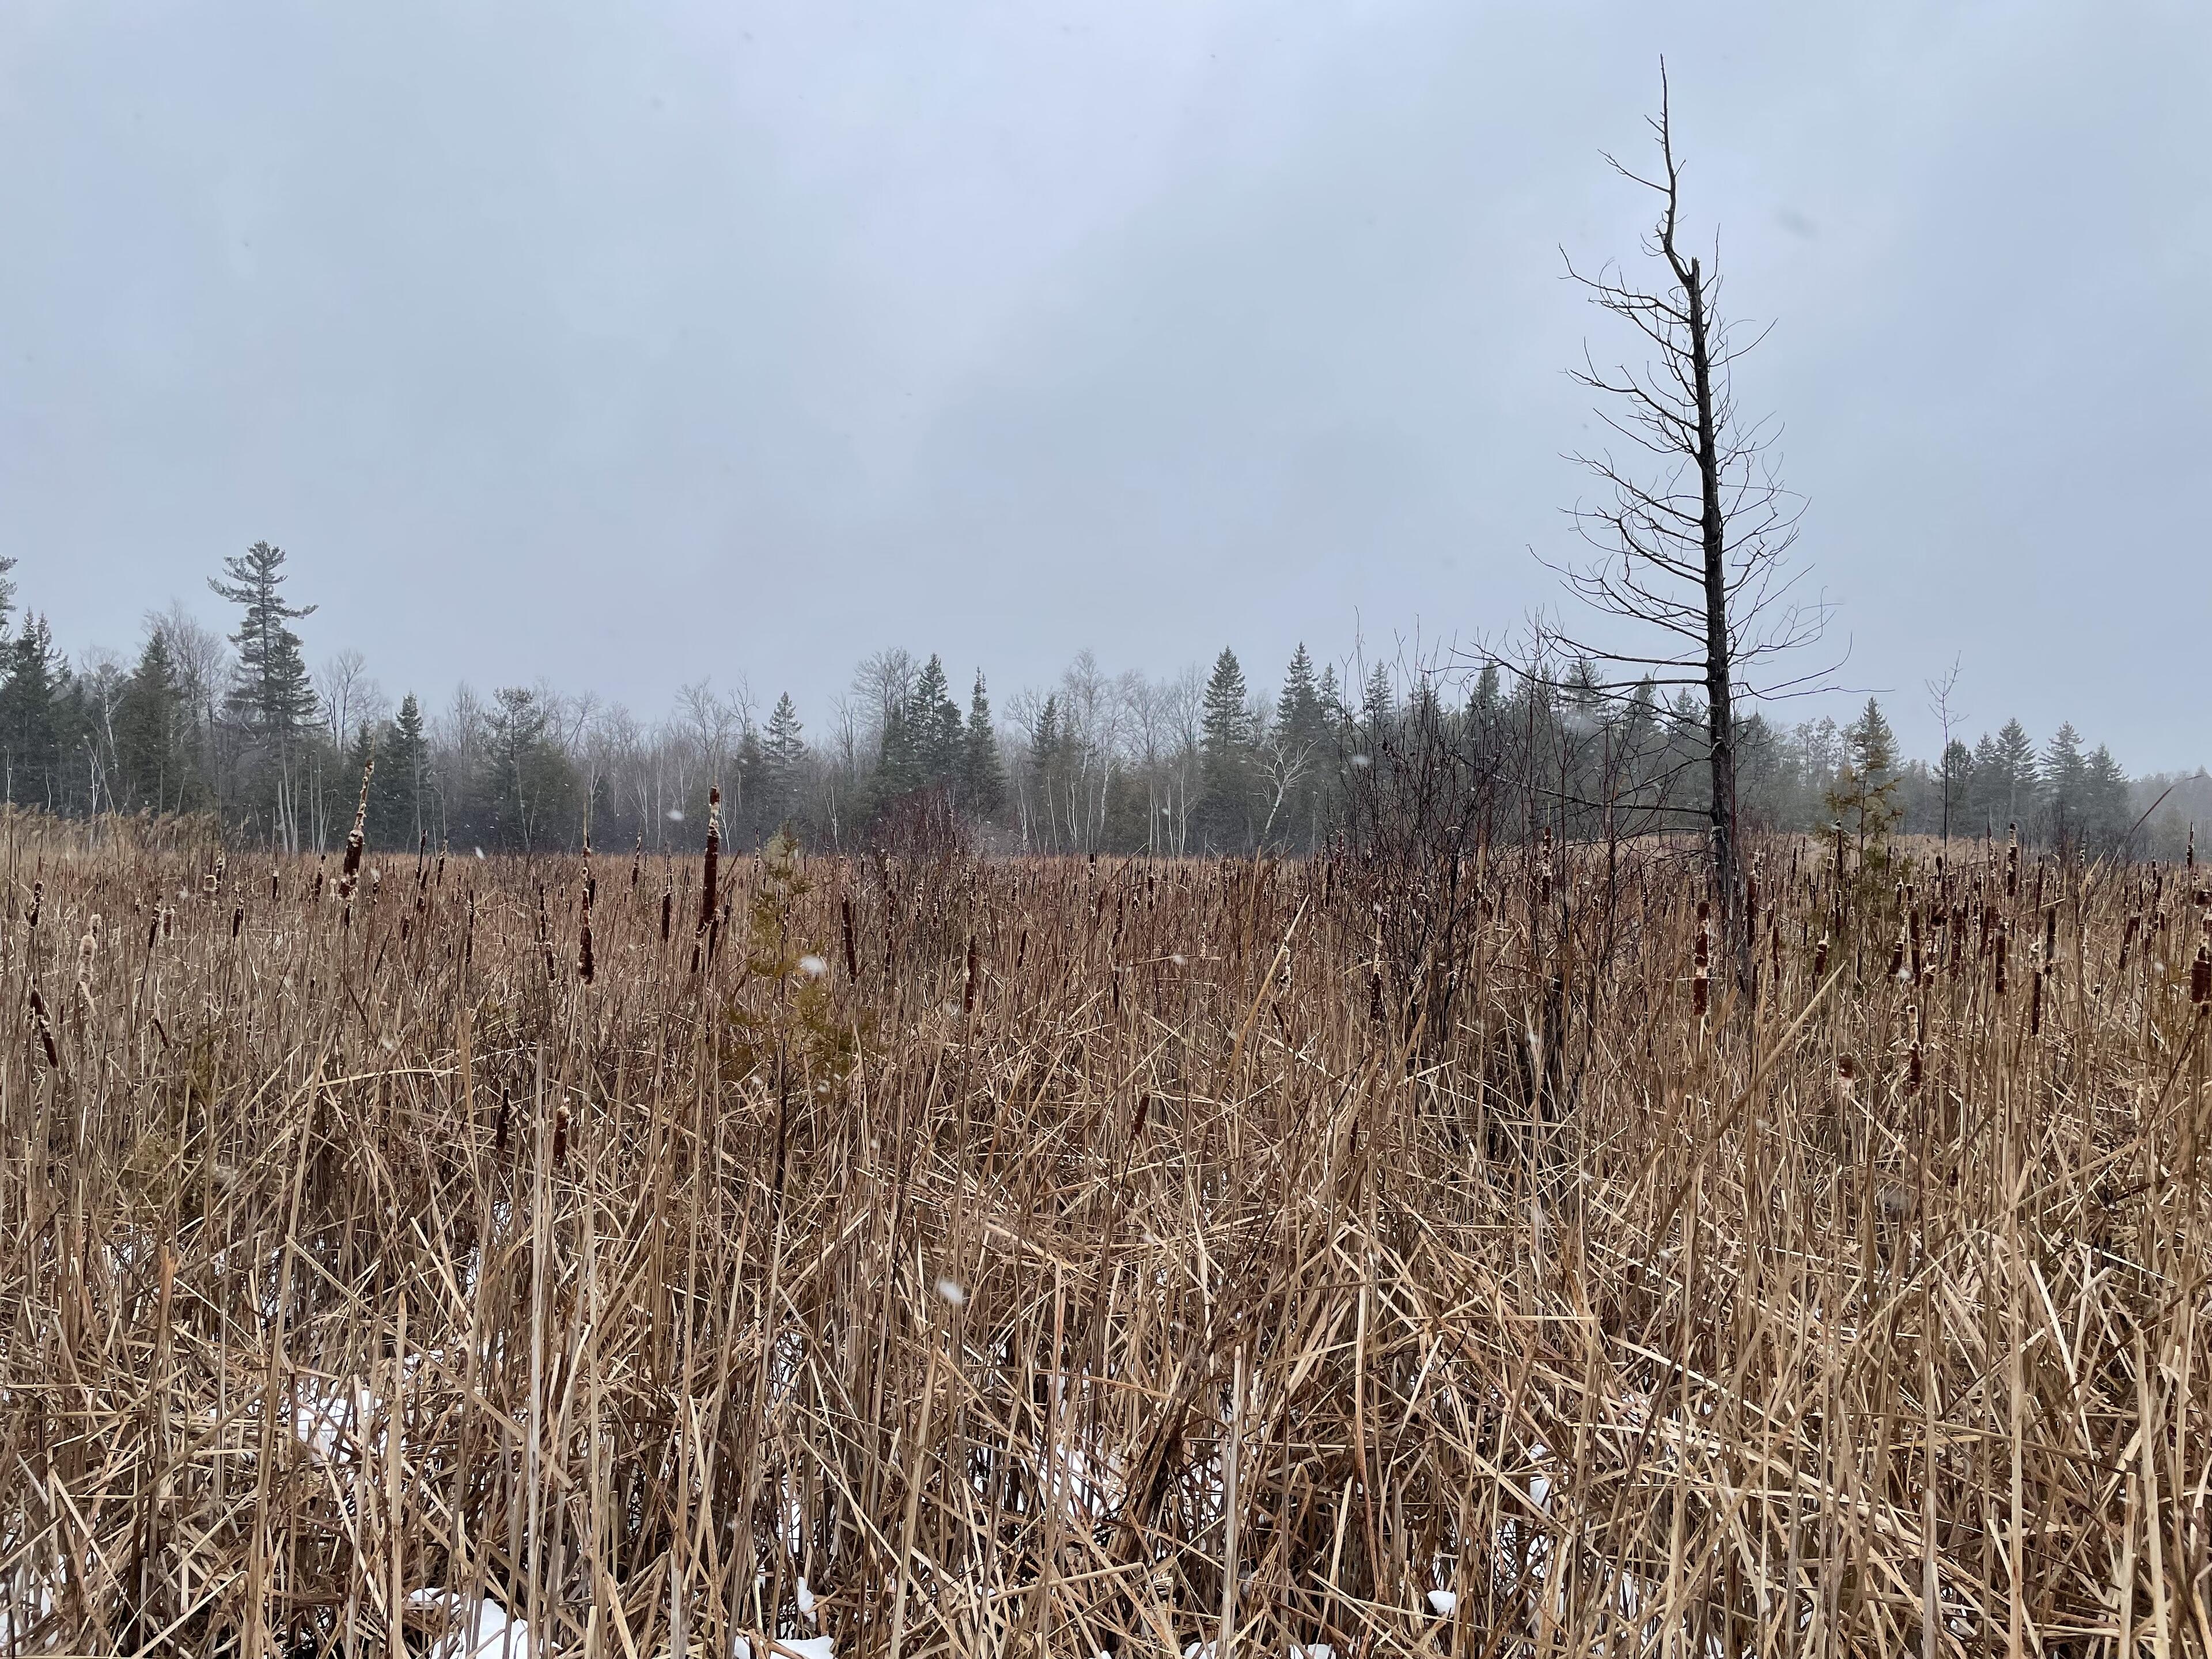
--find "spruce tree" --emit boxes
[962,671,1005,817]
[1199,648,1252,849]
[1029,695,1062,848]
[0,616,63,808]
[2041,722,2088,848]
[763,692,806,825]
[1826,697,1903,868]
[1277,644,1324,749]
[1994,719,2039,828]
[379,693,430,849]
[115,628,187,811]
[907,653,962,787]
[1360,662,1393,735]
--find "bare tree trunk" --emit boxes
[1683,255,1747,987]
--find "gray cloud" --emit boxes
[3,0,2208,764]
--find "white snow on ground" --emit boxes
[407,1589,534,1658]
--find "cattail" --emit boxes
[337,743,374,900]
[1995,928,2009,996]
[842,897,858,979]
[696,786,722,941]
[2031,968,2044,1035]
[2005,827,2018,899]
[1813,934,1830,980]
[964,934,979,1014]
[551,1103,570,1166]
[231,903,243,938]
[2192,943,2210,1006]
[537,884,557,984]
[76,912,101,1013]
[660,887,673,943]
[577,872,596,987]
[27,982,59,1070]
[1906,1040,1923,1094]
[26,880,40,934]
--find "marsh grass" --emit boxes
[0,816,2206,1655]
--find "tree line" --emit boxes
[0,544,2192,862]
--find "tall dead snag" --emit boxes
[1554,67,1827,993]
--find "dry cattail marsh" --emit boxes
[1,816,2207,1656]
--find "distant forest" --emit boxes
[4,543,2203,861]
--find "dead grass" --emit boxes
[1,820,2206,1655]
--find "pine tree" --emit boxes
[0,616,63,808]
[209,541,317,745]
[962,671,1005,817]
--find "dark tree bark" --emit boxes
[1544,67,1829,993]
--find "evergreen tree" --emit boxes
[1277,643,1325,749]
[1826,697,1903,867]
[763,692,806,825]
[1199,647,1253,849]
[2082,744,2130,854]
[961,671,1005,817]
[1938,738,1974,845]
[2041,722,2088,849]
[209,541,317,744]
[370,693,430,850]
[0,615,64,808]
[1361,662,1393,735]
[1029,694,1063,849]
[1965,720,2038,836]
[907,653,962,787]
[115,627,187,811]
[876,699,921,801]
[480,685,574,851]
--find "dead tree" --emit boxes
[1551,66,1828,991]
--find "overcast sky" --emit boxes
[3,1,2208,767]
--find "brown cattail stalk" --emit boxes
[336,742,374,901]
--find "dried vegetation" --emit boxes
[2,813,2209,1655]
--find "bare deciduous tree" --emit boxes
[1551,66,1830,987]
